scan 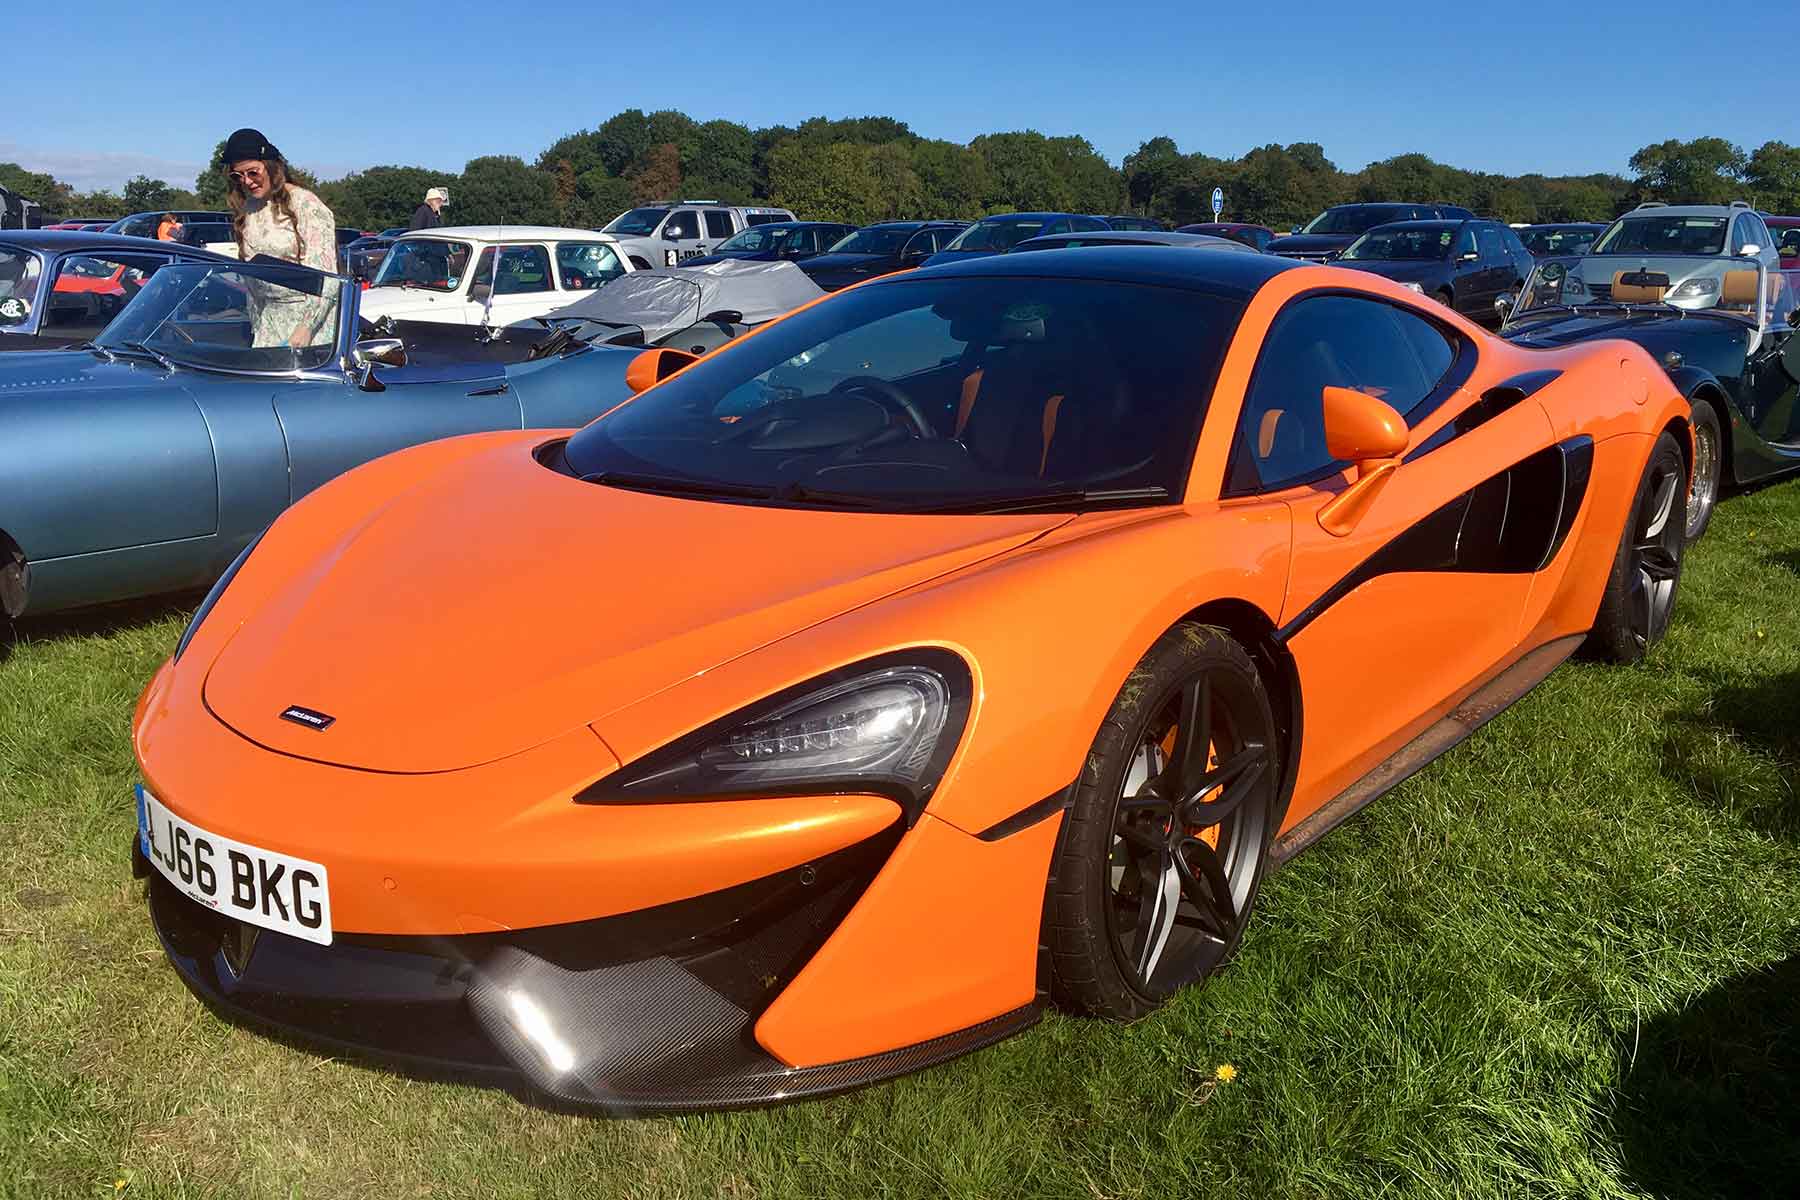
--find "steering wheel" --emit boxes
[831,375,932,437]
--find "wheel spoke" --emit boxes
[1114,821,1164,855]
[1135,848,1182,981]
[1641,471,1678,541]
[1180,745,1268,827]
[1163,676,1211,800]
[1636,545,1678,583]
[1173,836,1238,939]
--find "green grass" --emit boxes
[4,485,1799,1200]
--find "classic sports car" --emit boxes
[0,257,645,620]
[0,230,228,351]
[133,248,1691,1112]
[1503,255,1800,542]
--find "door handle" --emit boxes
[467,382,509,397]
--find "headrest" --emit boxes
[1611,270,1666,304]
[1720,269,1759,306]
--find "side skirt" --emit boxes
[1270,633,1584,864]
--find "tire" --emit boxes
[1048,623,1280,1021]
[1683,401,1722,545]
[1590,431,1686,664]
[1436,288,1455,308]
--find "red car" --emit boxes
[1177,222,1276,252]
[1765,216,1800,270]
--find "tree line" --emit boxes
[5,113,1798,234]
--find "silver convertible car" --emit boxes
[0,258,651,619]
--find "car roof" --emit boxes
[0,229,231,255]
[899,244,1299,296]
[1612,204,1742,220]
[407,225,617,242]
[973,212,1087,221]
[1370,219,1465,230]
[1015,231,1254,251]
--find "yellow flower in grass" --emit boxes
[1214,1063,1238,1084]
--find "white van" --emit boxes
[358,226,633,327]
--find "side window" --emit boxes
[1073,216,1110,232]
[902,231,933,259]
[704,210,734,239]
[42,253,169,336]
[1476,224,1506,264]
[1747,215,1773,253]
[664,210,699,240]
[1454,226,1478,259]
[1042,219,1072,236]
[119,215,157,238]
[1232,296,1458,492]
[556,242,622,290]
[487,245,551,294]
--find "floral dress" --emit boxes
[238,184,337,349]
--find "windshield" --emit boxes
[1591,215,1727,256]
[0,250,43,327]
[1301,207,1406,236]
[561,276,1243,511]
[1509,256,1773,325]
[1520,227,1598,256]
[1341,227,1454,261]
[826,228,908,256]
[944,220,1049,253]
[371,238,474,292]
[603,207,671,236]
[716,225,798,253]
[94,262,343,371]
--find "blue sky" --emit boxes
[5,0,1789,192]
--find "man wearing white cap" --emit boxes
[409,187,449,231]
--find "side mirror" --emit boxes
[468,282,491,303]
[1460,251,1480,263]
[351,337,406,391]
[624,346,699,394]
[1494,292,1516,320]
[1317,385,1408,536]
[1290,225,1301,235]
[700,308,743,325]
[1739,244,1763,257]
[663,227,684,242]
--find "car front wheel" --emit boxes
[1047,624,1280,1021]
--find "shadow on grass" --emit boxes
[0,593,195,665]
[1659,665,1800,839]
[1611,952,1800,1200]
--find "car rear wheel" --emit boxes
[1047,624,1279,1021]
[1590,431,1686,663]
[1683,401,1722,544]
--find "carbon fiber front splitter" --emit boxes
[138,828,1038,1113]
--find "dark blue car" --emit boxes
[682,221,857,268]
[923,213,1112,266]
[799,221,970,291]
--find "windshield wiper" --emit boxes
[579,470,776,502]
[76,340,118,363]
[913,485,1171,515]
[116,340,174,369]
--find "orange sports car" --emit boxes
[132,248,1692,1111]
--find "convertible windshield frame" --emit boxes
[561,273,1248,514]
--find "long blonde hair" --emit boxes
[226,157,303,261]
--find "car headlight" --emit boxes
[1667,276,1720,305]
[173,530,264,663]
[577,650,972,820]
[1402,282,1424,293]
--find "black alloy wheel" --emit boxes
[1048,625,1279,1019]
[1591,431,1686,663]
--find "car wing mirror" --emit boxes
[351,337,407,391]
[1740,244,1763,257]
[700,309,743,325]
[624,346,700,394]
[1494,291,1517,321]
[1317,385,1408,537]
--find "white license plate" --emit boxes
[137,785,332,945]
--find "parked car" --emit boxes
[1176,222,1276,251]
[1103,215,1166,232]
[1331,219,1533,324]
[105,210,229,240]
[1009,230,1257,254]
[1516,223,1605,259]
[681,221,857,267]
[343,228,408,283]
[1532,203,1781,305]
[798,221,970,291]
[0,230,229,350]
[357,226,634,328]
[924,212,1112,266]
[333,227,368,273]
[1503,253,1800,543]
[0,257,647,620]
[601,202,797,270]
[131,245,1691,1113]
[540,259,826,355]
[1765,215,1800,269]
[1267,202,1477,262]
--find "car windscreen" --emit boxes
[561,276,1244,512]
[944,220,1049,252]
[716,225,798,253]
[370,238,473,292]
[94,262,343,371]
[1520,227,1598,256]
[0,249,43,327]
[1301,207,1406,236]
[604,207,670,236]
[1591,216,1727,256]
[1341,227,1454,260]
[826,228,909,255]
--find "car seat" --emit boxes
[953,307,1125,479]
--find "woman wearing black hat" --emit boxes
[221,127,337,347]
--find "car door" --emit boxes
[1224,293,1552,808]
[273,372,524,502]
[466,244,557,326]
[699,209,736,258]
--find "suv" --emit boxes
[1268,202,1476,261]
[601,202,797,270]
[1555,202,1781,304]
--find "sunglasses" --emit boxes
[228,166,268,184]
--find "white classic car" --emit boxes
[357,226,634,327]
